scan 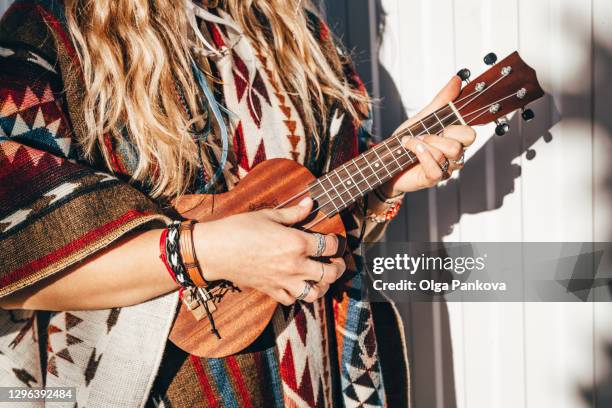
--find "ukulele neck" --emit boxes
[308,102,464,216]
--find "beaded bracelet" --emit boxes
[366,187,405,223]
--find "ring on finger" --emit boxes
[440,158,450,173]
[450,151,465,166]
[295,281,312,301]
[316,263,325,283]
[313,233,326,258]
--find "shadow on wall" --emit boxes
[325,1,612,407]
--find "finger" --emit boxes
[300,258,346,284]
[275,290,296,306]
[312,282,330,299]
[303,232,340,257]
[402,137,443,183]
[441,125,476,148]
[419,135,464,161]
[287,280,320,303]
[394,76,462,135]
[266,197,312,225]
[414,137,447,167]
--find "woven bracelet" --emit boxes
[165,221,195,287]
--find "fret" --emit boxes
[339,165,364,198]
[440,105,460,128]
[322,173,350,209]
[432,111,445,130]
[371,147,393,178]
[351,157,374,190]
[315,178,340,213]
[361,149,384,185]
[328,166,362,205]
[448,101,467,125]
[396,128,416,160]
[419,119,431,134]
[310,103,462,217]
[392,138,415,169]
[382,139,404,171]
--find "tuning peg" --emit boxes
[521,108,535,122]
[457,68,471,82]
[484,52,498,66]
[495,120,509,136]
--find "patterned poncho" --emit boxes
[0,1,410,407]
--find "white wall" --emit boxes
[329,0,612,407]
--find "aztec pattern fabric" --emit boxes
[0,1,409,407]
[0,1,170,297]
[0,2,180,407]
[151,13,390,408]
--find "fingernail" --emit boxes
[401,136,409,146]
[298,197,312,207]
[417,135,425,141]
[416,143,426,153]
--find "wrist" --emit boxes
[378,183,404,201]
[192,222,223,282]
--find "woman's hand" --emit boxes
[382,76,477,197]
[193,197,345,306]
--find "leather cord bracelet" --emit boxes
[179,220,208,287]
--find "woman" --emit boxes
[0,0,474,406]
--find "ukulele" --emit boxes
[169,51,544,358]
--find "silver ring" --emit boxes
[313,233,326,258]
[440,158,450,173]
[317,263,325,283]
[295,281,312,301]
[450,151,465,166]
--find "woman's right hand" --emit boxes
[193,197,346,305]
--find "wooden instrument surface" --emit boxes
[169,51,545,358]
[169,159,345,358]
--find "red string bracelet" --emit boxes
[159,227,177,283]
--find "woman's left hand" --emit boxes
[381,76,477,197]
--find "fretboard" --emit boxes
[309,102,463,216]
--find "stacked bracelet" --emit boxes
[165,221,195,287]
[160,220,209,288]
[159,220,221,339]
[366,187,405,223]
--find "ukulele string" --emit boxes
[277,68,513,210]
[278,74,516,216]
[306,93,506,213]
[306,89,521,221]
[273,105,461,211]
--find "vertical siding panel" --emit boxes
[592,0,612,240]
[592,0,612,406]
[451,0,527,407]
[520,0,596,407]
[378,1,460,406]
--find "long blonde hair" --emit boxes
[65,0,366,197]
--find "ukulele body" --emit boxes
[169,158,346,358]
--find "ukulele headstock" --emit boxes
[454,52,544,128]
